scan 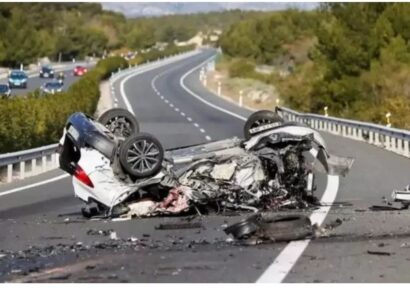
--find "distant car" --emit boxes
[40,81,63,94]
[73,66,87,76]
[39,65,54,78]
[0,84,11,98]
[56,72,65,84]
[8,70,28,89]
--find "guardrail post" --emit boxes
[42,156,47,172]
[342,125,347,137]
[54,153,59,167]
[20,161,25,179]
[51,154,56,169]
[374,132,380,146]
[369,131,374,144]
[31,159,36,176]
[7,164,13,183]
[405,140,410,157]
[396,138,403,154]
[385,135,391,150]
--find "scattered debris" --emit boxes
[224,213,313,242]
[367,250,393,256]
[86,229,113,236]
[49,273,72,280]
[110,232,118,240]
[324,218,343,230]
[155,222,203,230]
[400,242,410,248]
[369,205,406,211]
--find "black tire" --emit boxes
[98,108,139,139]
[119,133,164,178]
[224,215,260,239]
[258,214,312,242]
[244,110,284,140]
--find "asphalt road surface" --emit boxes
[1,49,410,282]
[0,62,92,97]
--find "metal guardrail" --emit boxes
[276,106,410,158]
[0,144,59,183]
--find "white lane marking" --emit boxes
[0,174,69,197]
[256,175,340,283]
[150,58,213,141]
[180,55,246,122]
[205,135,212,141]
[119,50,200,115]
[164,99,169,104]
[179,51,341,283]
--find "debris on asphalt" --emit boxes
[110,231,119,240]
[392,184,410,203]
[155,222,203,230]
[49,273,72,280]
[369,205,407,211]
[86,229,113,236]
[367,250,393,256]
[323,218,343,230]
[224,213,313,242]
[400,242,410,248]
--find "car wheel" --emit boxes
[243,110,284,140]
[98,108,139,139]
[119,133,164,178]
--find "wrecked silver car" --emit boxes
[58,108,354,218]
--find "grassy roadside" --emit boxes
[204,56,280,111]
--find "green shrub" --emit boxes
[228,58,255,78]
[0,56,127,153]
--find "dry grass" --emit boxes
[205,69,280,111]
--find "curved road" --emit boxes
[1,49,410,282]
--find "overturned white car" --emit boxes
[58,108,354,218]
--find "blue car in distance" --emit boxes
[8,70,28,89]
[0,84,11,98]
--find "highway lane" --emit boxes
[1,49,410,282]
[0,62,92,97]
